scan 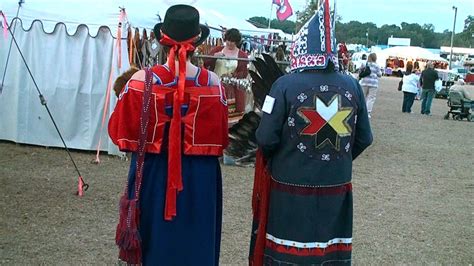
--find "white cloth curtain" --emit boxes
[0,19,129,155]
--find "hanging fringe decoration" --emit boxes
[93,8,128,164]
[128,28,134,64]
[220,76,252,92]
[117,8,126,69]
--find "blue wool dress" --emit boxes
[127,153,222,265]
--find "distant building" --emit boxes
[388,37,411,47]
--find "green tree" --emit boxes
[458,15,474,47]
[250,13,474,48]
[296,0,319,31]
[464,15,474,31]
[248,16,268,28]
[375,24,401,45]
[271,19,297,34]
[248,16,297,34]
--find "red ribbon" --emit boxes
[323,0,332,53]
[94,8,127,164]
[159,33,197,221]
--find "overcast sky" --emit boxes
[180,0,473,33]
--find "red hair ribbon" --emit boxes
[159,33,197,221]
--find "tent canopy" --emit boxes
[0,0,271,38]
[377,46,448,63]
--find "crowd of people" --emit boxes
[349,51,453,119]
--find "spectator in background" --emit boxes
[414,61,420,73]
[449,79,474,109]
[401,62,420,113]
[280,39,287,53]
[359,53,382,118]
[147,31,163,66]
[131,28,143,67]
[275,46,287,72]
[359,53,368,70]
[420,61,439,115]
[204,28,249,115]
[140,29,149,66]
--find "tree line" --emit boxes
[248,15,474,49]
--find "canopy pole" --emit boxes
[268,2,273,29]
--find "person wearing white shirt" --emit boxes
[401,63,420,113]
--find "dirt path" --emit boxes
[1,77,473,264]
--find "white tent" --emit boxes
[376,46,448,67]
[0,0,262,155]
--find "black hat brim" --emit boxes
[153,23,210,47]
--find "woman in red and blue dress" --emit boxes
[109,5,228,265]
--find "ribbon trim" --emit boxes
[159,33,197,221]
[323,0,332,54]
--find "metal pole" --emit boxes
[366,30,369,48]
[449,6,457,70]
[268,2,273,29]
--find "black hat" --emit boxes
[154,5,210,47]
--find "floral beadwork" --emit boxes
[344,91,352,101]
[291,24,309,57]
[297,143,307,153]
[288,117,295,127]
[297,93,308,103]
[321,154,330,161]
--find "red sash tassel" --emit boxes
[116,68,154,264]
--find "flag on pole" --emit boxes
[273,0,293,21]
[1,11,8,39]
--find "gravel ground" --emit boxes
[1,77,473,265]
